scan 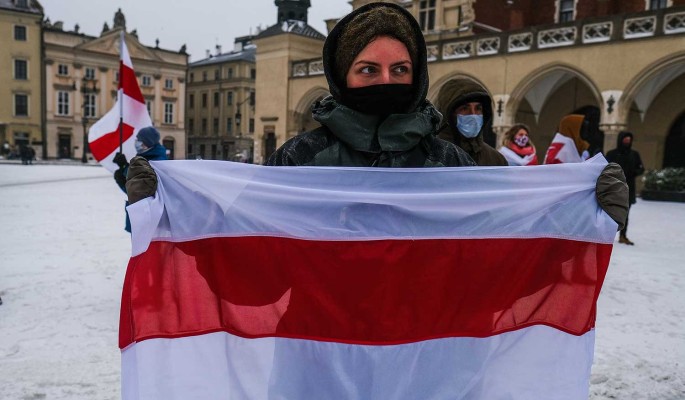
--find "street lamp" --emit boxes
[80,78,98,163]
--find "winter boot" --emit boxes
[619,234,634,245]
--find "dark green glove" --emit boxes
[113,152,129,169]
[113,167,127,189]
[125,156,158,204]
[596,163,629,230]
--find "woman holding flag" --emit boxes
[120,5,631,397]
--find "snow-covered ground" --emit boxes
[0,163,683,399]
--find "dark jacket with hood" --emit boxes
[606,131,644,204]
[266,3,474,168]
[436,79,507,166]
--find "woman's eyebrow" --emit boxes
[352,60,381,67]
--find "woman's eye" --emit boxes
[394,65,410,74]
[360,66,376,74]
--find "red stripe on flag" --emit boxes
[119,62,145,104]
[119,237,611,349]
[90,123,135,161]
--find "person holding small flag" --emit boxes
[113,126,166,233]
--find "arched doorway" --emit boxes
[664,111,685,168]
[509,66,602,152]
[622,53,685,170]
[292,87,329,135]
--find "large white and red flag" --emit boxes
[120,156,617,400]
[88,32,151,172]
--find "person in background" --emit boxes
[499,124,538,166]
[544,114,590,164]
[436,79,507,166]
[113,126,167,233]
[606,131,644,245]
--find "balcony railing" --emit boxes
[291,6,685,77]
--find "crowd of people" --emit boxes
[1,142,36,165]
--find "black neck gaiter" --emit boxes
[340,84,415,116]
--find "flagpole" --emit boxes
[119,30,124,154]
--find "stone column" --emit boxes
[600,90,626,154]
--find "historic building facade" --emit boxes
[186,37,256,161]
[43,9,188,161]
[254,0,685,172]
[0,0,43,157]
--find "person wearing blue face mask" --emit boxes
[437,79,507,166]
[112,126,167,233]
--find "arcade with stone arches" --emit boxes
[255,7,685,171]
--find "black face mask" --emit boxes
[340,84,415,116]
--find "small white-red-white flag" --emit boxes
[88,32,151,172]
[543,132,584,164]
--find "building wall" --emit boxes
[186,57,256,161]
[253,34,323,163]
[44,27,187,160]
[0,7,43,156]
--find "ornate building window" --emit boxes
[558,0,575,23]
[649,0,668,9]
[213,92,220,107]
[165,78,174,89]
[84,93,97,118]
[188,94,194,109]
[227,91,234,105]
[202,118,207,134]
[146,100,153,116]
[14,25,26,41]
[57,91,70,116]
[419,0,437,32]
[164,102,174,124]
[188,118,194,133]
[84,67,96,80]
[14,59,27,80]
[202,93,207,108]
[227,117,233,133]
[14,94,29,116]
[141,75,152,87]
[58,64,69,76]
[213,118,219,134]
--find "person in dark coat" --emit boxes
[113,126,167,233]
[606,131,644,245]
[266,3,474,168]
[435,79,508,166]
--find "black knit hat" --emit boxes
[323,3,429,112]
[136,126,160,147]
[333,6,418,88]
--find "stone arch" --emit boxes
[507,63,602,151]
[621,51,685,169]
[620,51,685,122]
[291,86,330,134]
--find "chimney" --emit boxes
[215,44,222,55]
[206,49,211,59]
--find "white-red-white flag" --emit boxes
[543,132,584,164]
[88,33,151,172]
[120,156,618,399]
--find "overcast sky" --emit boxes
[40,1,353,61]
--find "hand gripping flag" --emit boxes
[120,156,617,400]
[88,32,151,172]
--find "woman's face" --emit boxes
[514,129,528,141]
[346,36,413,88]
